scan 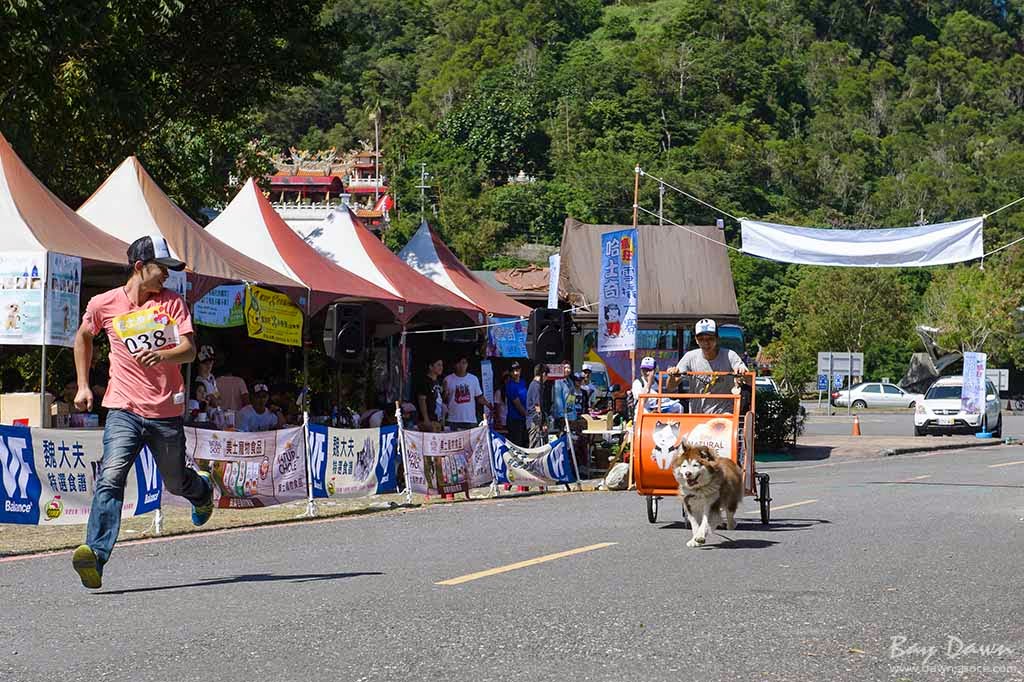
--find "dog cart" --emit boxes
[633,371,771,525]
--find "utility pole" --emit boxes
[658,181,665,225]
[416,163,430,220]
[370,110,380,204]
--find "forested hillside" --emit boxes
[2,1,1022,383]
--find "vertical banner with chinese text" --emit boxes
[961,352,987,416]
[598,229,638,352]
[44,253,81,347]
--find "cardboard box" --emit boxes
[583,412,614,432]
[1,392,54,427]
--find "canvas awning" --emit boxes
[78,157,307,302]
[205,179,403,315]
[559,218,739,325]
[294,207,482,325]
[0,133,129,266]
[398,220,531,319]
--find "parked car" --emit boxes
[755,376,780,394]
[832,382,923,409]
[914,376,1002,437]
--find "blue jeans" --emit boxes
[85,409,210,566]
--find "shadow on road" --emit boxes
[657,519,829,533]
[705,538,779,550]
[99,571,383,595]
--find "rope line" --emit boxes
[402,303,595,335]
[638,168,743,222]
[635,205,743,253]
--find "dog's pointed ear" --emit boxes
[669,450,686,471]
[697,446,716,462]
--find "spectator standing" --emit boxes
[443,355,488,431]
[527,364,549,447]
[414,357,444,431]
[194,345,219,407]
[216,368,249,412]
[504,362,528,446]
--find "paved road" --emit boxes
[3,446,1023,682]
[803,408,1024,439]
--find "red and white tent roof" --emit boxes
[295,207,482,324]
[78,157,305,302]
[398,220,531,319]
[0,133,128,265]
[205,179,403,315]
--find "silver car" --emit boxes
[832,382,923,409]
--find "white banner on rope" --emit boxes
[740,217,983,267]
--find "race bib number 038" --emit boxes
[112,307,180,356]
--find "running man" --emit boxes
[71,235,214,589]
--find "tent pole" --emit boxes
[40,343,47,426]
[299,291,316,518]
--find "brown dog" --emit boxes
[670,444,743,547]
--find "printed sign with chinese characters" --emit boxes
[44,253,81,347]
[306,425,399,498]
[0,251,45,345]
[402,425,492,496]
[0,426,161,526]
[245,285,303,347]
[194,284,246,328]
[598,229,638,352]
[187,426,307,509]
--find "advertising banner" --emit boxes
[306,424,399,498]
[402,425,492,496]
[961,352,987,416]
[194,284,246,328]
[598,229,638,352]
[486,317,528,358]
[245,285,303,347]
[489,430,576,487]
[186,426,307,508]
[0,251,45,345]
[0,425,162,526]
[44,253,81,347]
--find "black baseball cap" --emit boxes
[510,361,521,369]
[127,235,186,271]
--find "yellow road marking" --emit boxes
[988,460,1024,469]
[436,543,617,586]
[744,498,818,514]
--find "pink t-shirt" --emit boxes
[83,287,194,419]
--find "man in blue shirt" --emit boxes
[504,362,528,446]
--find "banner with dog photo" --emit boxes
[306,424,399,498]
[489,429,577,487]
[0,425,162,526]
[403,425,493,496]
[0,251,45,345]
[185,426,307,509]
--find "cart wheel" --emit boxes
[646,495,659,523]
[756,473,771,525]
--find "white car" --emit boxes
[755,376,780,394]
[914,376,1002,437]
[832,382,923,409]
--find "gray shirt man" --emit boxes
[675,349,748,414]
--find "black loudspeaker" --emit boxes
[323,304,365,361]
[527,308,570,364]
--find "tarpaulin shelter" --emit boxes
[296,207,482,325]
[559,218,739,326]
[78,157,306,303]
[205,179,402,316]
[0,132,132,422]
[398,220,531,319]
[0,134,128,267]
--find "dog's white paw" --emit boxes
[686,538,701,548]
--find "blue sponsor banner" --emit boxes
[598,228,638,352]
[486,316,528,358]
[489,429,577,486]
[0,425,42,524]
[308,424,399,498]
[0,426,161,525]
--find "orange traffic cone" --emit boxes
[852,415,861,436]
